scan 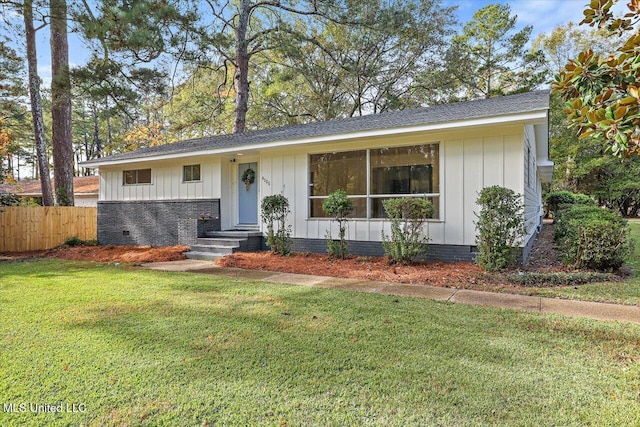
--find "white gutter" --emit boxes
[82,110,548,168]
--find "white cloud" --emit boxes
[510,0,631,37]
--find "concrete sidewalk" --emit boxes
[143,260,640,325]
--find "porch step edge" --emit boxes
[185,251,222,261]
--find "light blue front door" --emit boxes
[238,162,258,224]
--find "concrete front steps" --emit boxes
[185,230,263,261]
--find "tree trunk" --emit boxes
[92,102,101,159]
[50,0,75,205]
[233,0,251,134]
[24,0,54,206]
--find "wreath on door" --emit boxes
[242,168,255,191]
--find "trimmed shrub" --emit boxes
[322,190,354,259]
[381,197,433,264]
[545,190,594,222]
[474,186,526,271]
[565,217,631,271]
[260,194,292,255]
[553,203,631,271]
[553,204,612,242]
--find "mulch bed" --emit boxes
[3,223,612,292]
[0,245,189,263]
[215,223,579,291]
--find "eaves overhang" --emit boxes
[81,110,548,168]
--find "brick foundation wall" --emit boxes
[98,199,221,246]
[287,238,479,263]
[288,237,536,265]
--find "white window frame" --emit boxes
[122,168,151,185]
[308,143,440,219]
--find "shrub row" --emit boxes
[552,193,631,271]
[260,191,434,264]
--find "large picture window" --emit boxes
[123,169,151,185]
[309,143,440,219]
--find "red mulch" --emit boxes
[217,251,490,288]
[0,245,189,263]
[214,223,577,291]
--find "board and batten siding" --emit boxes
[99,158,223,201]
[96,123,537,248]
[260,125,525,247]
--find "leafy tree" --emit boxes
[72,0,187,154]
[533,22,617,77]
[162,65,236,138]
[554,0,640,156]
[446,3,546,99]
[198,0,351,133]
[254,0,456,122]
[0,39,24,183]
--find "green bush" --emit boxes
[322,189,353,259]
[553,203,631,271]
[381,197,433,264]
[553,204,614,242]
[545,191,593,222]
[565,217,631,271]
[63,236,98,247]
[474,186,526,271]
[64,236,83,246]
[260,194,292,256]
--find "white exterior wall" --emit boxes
[523,124,543,242]
[74,195,98,207]
[260,125,524,246]
[99,158,223,201]
[97,124,537,247]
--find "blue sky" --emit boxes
[21,0,626,84]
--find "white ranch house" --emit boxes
[82,90,553,263]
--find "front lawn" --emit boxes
[1,260,639,426]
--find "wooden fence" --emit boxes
[0,206,97,252]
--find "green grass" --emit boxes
[1,260,640,426]
[521,221,640,305]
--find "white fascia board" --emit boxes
[82,110,548,168]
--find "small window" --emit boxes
[183,164,201,182]
[123,169,151,185]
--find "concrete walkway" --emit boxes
[143,260,640,325]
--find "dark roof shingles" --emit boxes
[87,90,550,165]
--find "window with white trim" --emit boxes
[183,164,201,182]
[309,143,440,219]
[123,169,151,185]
